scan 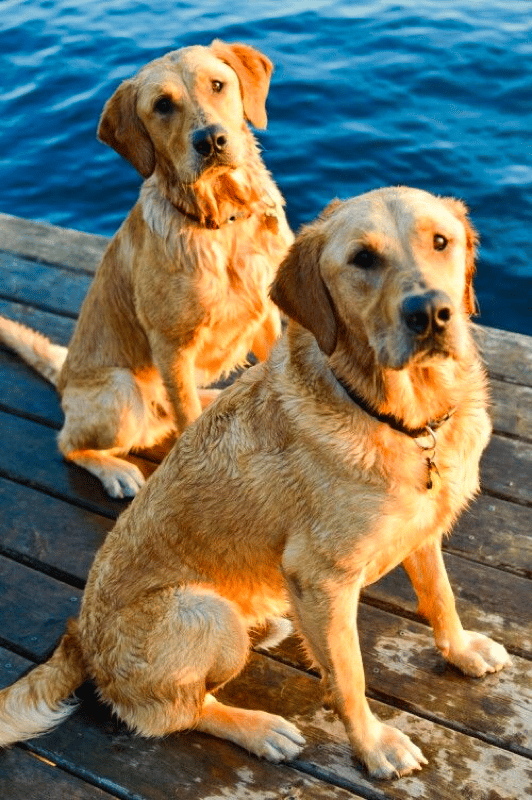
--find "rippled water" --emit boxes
[1,0,531,334]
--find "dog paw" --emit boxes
[243,711,306,762]
[102,462,146,499]
[358,722,428,780]
[446,631,512,677]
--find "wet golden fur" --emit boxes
[0,188,510,778]
[0,40,292,497]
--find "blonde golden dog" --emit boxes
[0,40,292,497]
[0,188,511,779]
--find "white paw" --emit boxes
[358,722,428,780]
[446,631,512,677]
[102,462,146,499]
[245,712,305,762]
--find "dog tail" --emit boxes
[0,620,86,747]
[0,315,67,387]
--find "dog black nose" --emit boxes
[192,125,228,157]
[401,290,452,336]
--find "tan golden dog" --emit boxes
[0,188,511,779]
[0,40,292,497]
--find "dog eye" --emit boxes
[433,233,448,251]
[211,80,224,93]
[349,248,379,269]
[153,96,174,114]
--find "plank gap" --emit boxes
[0,401,62,432]
[0,545,85,591]
[481,487,532,510]
[0,636,45,666]
[0,467,119,521]
[490,427,532,446]
[20,742,137,800]
[443,542,532,581]
[288,758,382,800]
[365,686,532,761]
[0,248,98,279]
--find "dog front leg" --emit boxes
[403,538,511,676]
[283,564,427,779]
[148,334,203,433]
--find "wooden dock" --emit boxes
[0,211,531,799]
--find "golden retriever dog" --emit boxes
[0,40,292,497]
[0,188,511,779]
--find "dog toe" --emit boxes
[244,712,305,762]
[103,462,146,499]
[361,722,427,780]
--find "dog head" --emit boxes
[97,40,273,181]
[271,187,478,370]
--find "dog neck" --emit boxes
[330,368,455,439]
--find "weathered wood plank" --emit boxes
[0,747,116,800]
[0,477,112,583]
[0,347,63,428]
[474,324,532,388]
[0,298,74,346]
[0,410,155,518]
[223,651,532,799]
[490,379,532,440]
[0,212,107,273]
[0,251,91,317]
[449,493,532,579]
[364,551,531,658]
[0,556,81,660]
[0,645,32,688]
[481,435,532,504]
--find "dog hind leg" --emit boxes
[94,585,305,761]
[58,368,173,498]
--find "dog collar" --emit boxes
[332,369,455,493]
[171,201,252,230]
[332,370,454,438]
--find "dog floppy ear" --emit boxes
[270,222,338,356]
[98,79,156,178]
[443,198,479,316]
[210,40,273,129]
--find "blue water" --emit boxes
[1,0,531,335]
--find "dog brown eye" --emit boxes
[212,80,224,93]
[350,248,378,269]
[434,234,448,251]
[154,96,174,114]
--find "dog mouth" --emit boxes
[376,328,456,371]
[183,152,238,185]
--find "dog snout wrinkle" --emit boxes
[192,124,228,157]
[402,290,452,336]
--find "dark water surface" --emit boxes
[1,0,531,334]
